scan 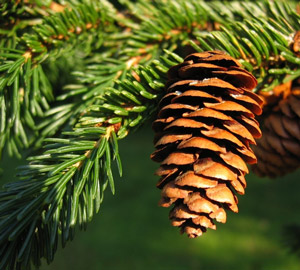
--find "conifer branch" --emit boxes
[1,1,300,269]
[34,0,299,151]
[0,50,181,270]
[118,0,298,57]
[0,0,67,49]
[34,0,300,150]
[190,12,300,92]
[0,1,121,158]
[1,0,298,158]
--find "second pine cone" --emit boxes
[252,88,300,178]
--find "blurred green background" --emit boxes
[1,124,300,270]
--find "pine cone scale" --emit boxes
[155,134,193,147]
[282,116,300,140]
[193,158,237,181]
[223,121,256,144]
[201,128,246,149]
[175,171,218,188]
[183,107,234,120]
[236,115,262,138]
[219,151,249,173]
[177,137,226,153]
[289,95,300,117]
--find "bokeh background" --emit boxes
[1,124,300,270]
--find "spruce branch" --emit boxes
[34,55,148,148]
[0,50,181,270]
[0,1,121,158]
[34,0,300,149]
[119,0,298,57]
[2,0,300,269]
[0,51,53,158]
[35,0,300,149]
[0,0,65,49]
[0,126,120,269]
[19,1,118,63]
[2,0,297,158]
[190,13,300,92]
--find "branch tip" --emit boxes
[104,125,115,140]
[23,51,32,62]
[126,56,141,70]
[49,2,65,13]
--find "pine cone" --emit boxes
[151,51,263,238]
[251,88,300,178]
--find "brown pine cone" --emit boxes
[251,88,300,178]
[151,51,263,238]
